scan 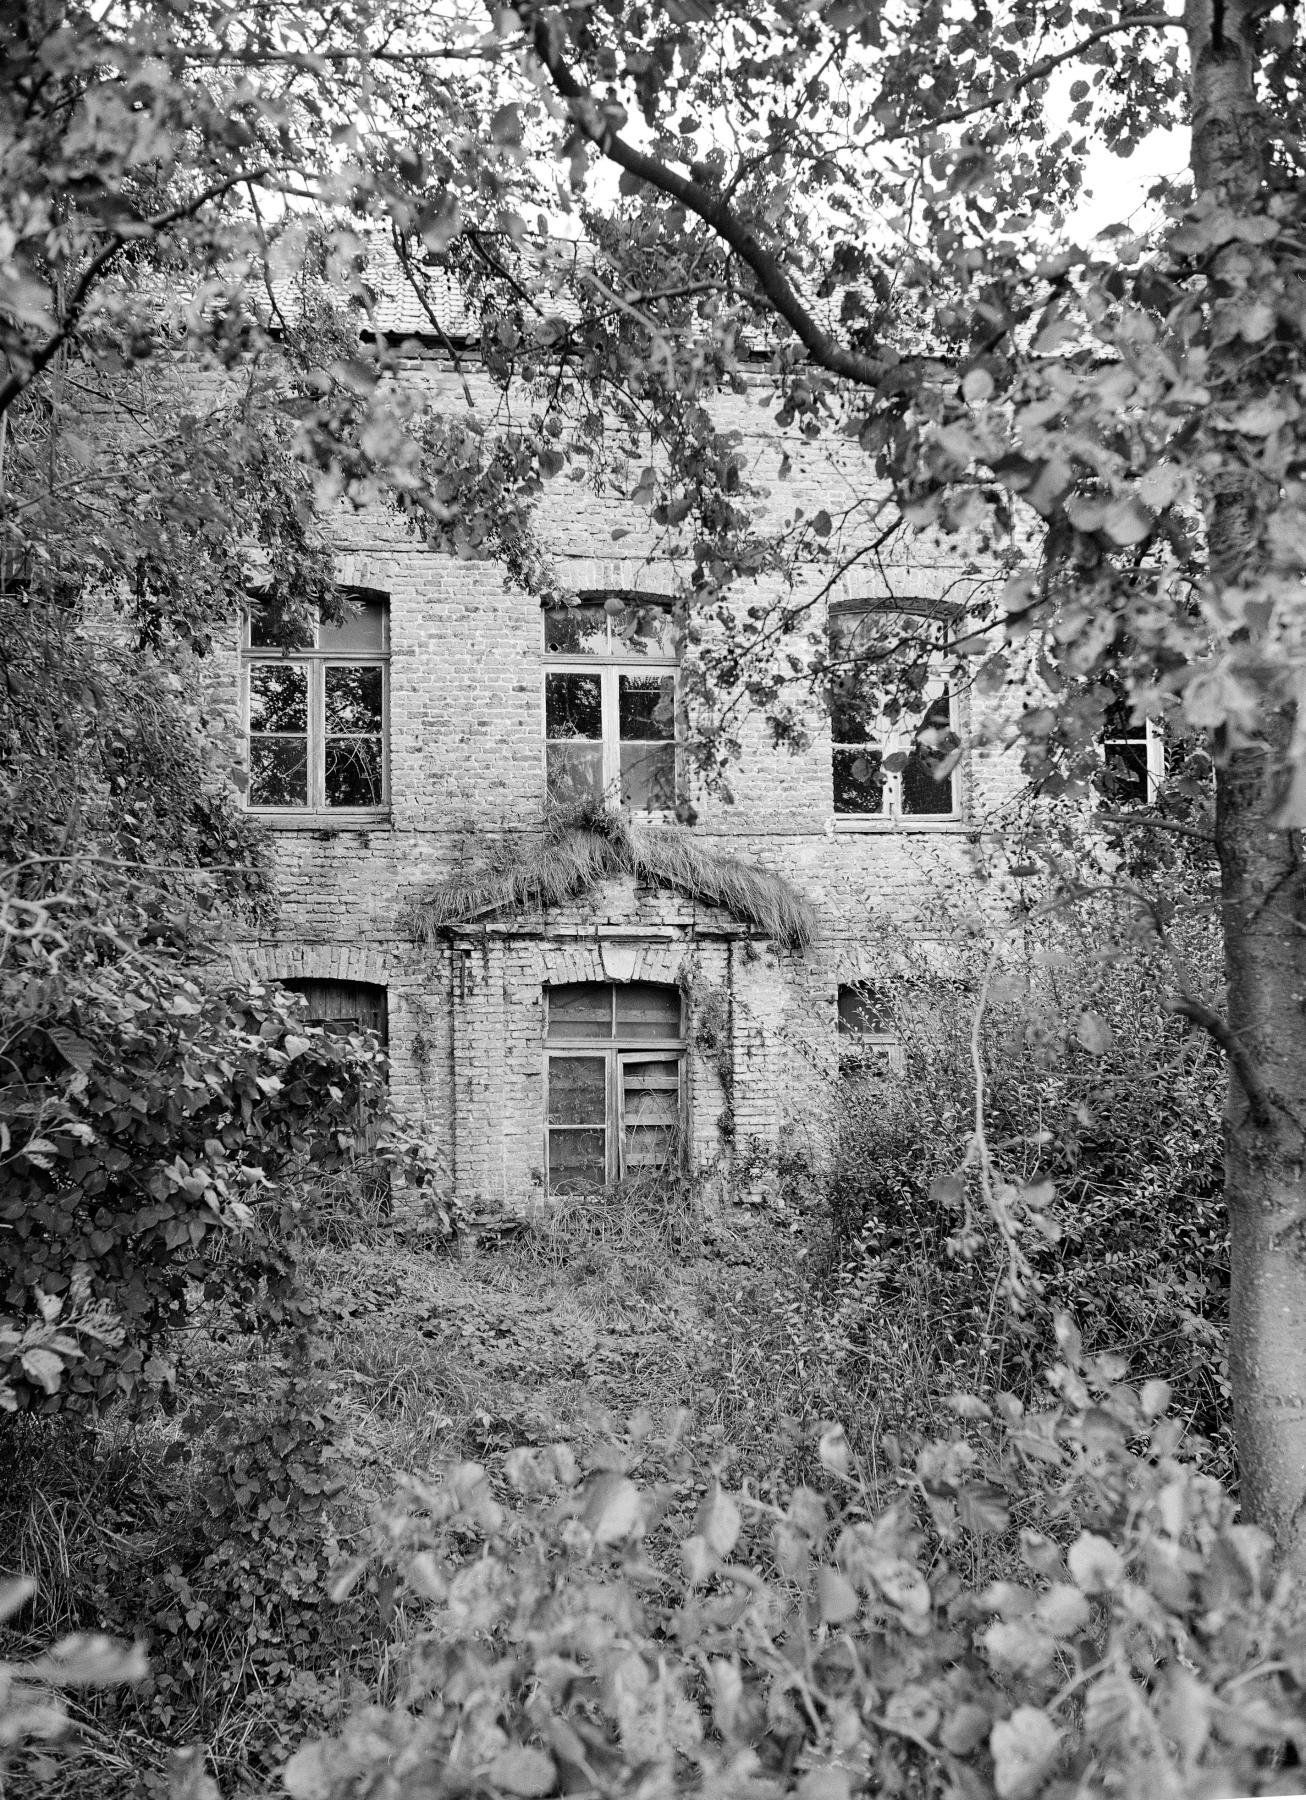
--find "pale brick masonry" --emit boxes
[210,346,1028,1217]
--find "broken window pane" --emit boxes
[325,736,384,806]
[325,664,383,733]
[548,985,614,1040]
[546,671,603,739]
[621,1056,680,1176]
[548,1128,607,1193]
[548,1055,607,1125]
[833,746,886,815]
[547,742,604,806]
[249,738,309,807]
[249,663,308,732]
[543,604,607,654]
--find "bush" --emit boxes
[825,897,1229,1454]
[283,1326,1306,1799]
[0,865,396,1414]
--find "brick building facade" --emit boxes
[209,337,1025,1216]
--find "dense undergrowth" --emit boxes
[2,881,1288,1800]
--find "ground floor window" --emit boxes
[279,978,388,1046]
[837,983,903,1076]
[544,980,684,1192]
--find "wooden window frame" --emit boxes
[1101,715,1165,805]
[242,601,391,821]
[543,983,686,1193]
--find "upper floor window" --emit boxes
[542,598,680,813]
[829,606,962,822]
[244,592,389,812]
[544,980,684,1193]
[1101,697,1164,805]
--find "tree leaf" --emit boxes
[991,1706,1061,1800]
[1067,1532,1124,1593]
[487,1748,557,1797]
[1075,1011,1113,1055]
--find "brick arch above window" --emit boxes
[538,941,690,991]
[224,944,395,992]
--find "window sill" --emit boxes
[248,810,392,832]
[831,816,970,834]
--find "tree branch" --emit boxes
[0,169,277,418]
[1165,993,1272,1125]
[528,16,887,389]
[882,13,1186,139]
[1093,809,1216,842]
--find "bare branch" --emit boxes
[1165,994,1272,1125]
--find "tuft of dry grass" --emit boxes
[408,803,816,950]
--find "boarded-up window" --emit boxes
[280,978,388,1046]
[544,981,683,1192]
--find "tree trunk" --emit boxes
[1218,740,1306,1562]
[1189,0,1306,1557]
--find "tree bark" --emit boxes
[1189,0,1306,1558]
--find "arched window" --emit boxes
[544,981,683,1192]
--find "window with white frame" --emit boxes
[837,983,904,1075]
[244,592,389,812]
[1100,695,1164,804]
[544,980,684,1193]
[542,598,680,812]
[829,606,962,821]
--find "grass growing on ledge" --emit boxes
[409,803,816,950]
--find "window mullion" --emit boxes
[603,666,619,796]
[310,660,324,809]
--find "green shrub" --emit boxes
[0,868,394,1414]
[283,1325,1306,1799]
[825,899,1229,1453]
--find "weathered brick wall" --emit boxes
[209,355,1027,1213]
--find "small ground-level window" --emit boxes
[279,978,388,1047]
[1100,699,1164,805]
[544,980,684,1193]
[837,983,903,1076]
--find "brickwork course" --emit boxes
[213,345,1031,1217]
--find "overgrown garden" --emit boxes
[5,0,1306,1793]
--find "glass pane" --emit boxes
[320,597,387,652]
[546,671,603,738]
[613,601,680,658]
[618,673,675,740]
[621,742,676,812]
[615,984,681,1039]
[546,742,603,806]
[548,1055,607,1125]
[249,605,314,650]
[1102,740,1149,803]
[833,746,885,815]
[544,603,607,654]
[902,695,957,816]
[838,985,891,1036]
[325,737,384,807]
[548,984,614,1040]
[325,664,383,732]
[250,738,308,807]
[549,1128,607,1194]
[249,663,308,732]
